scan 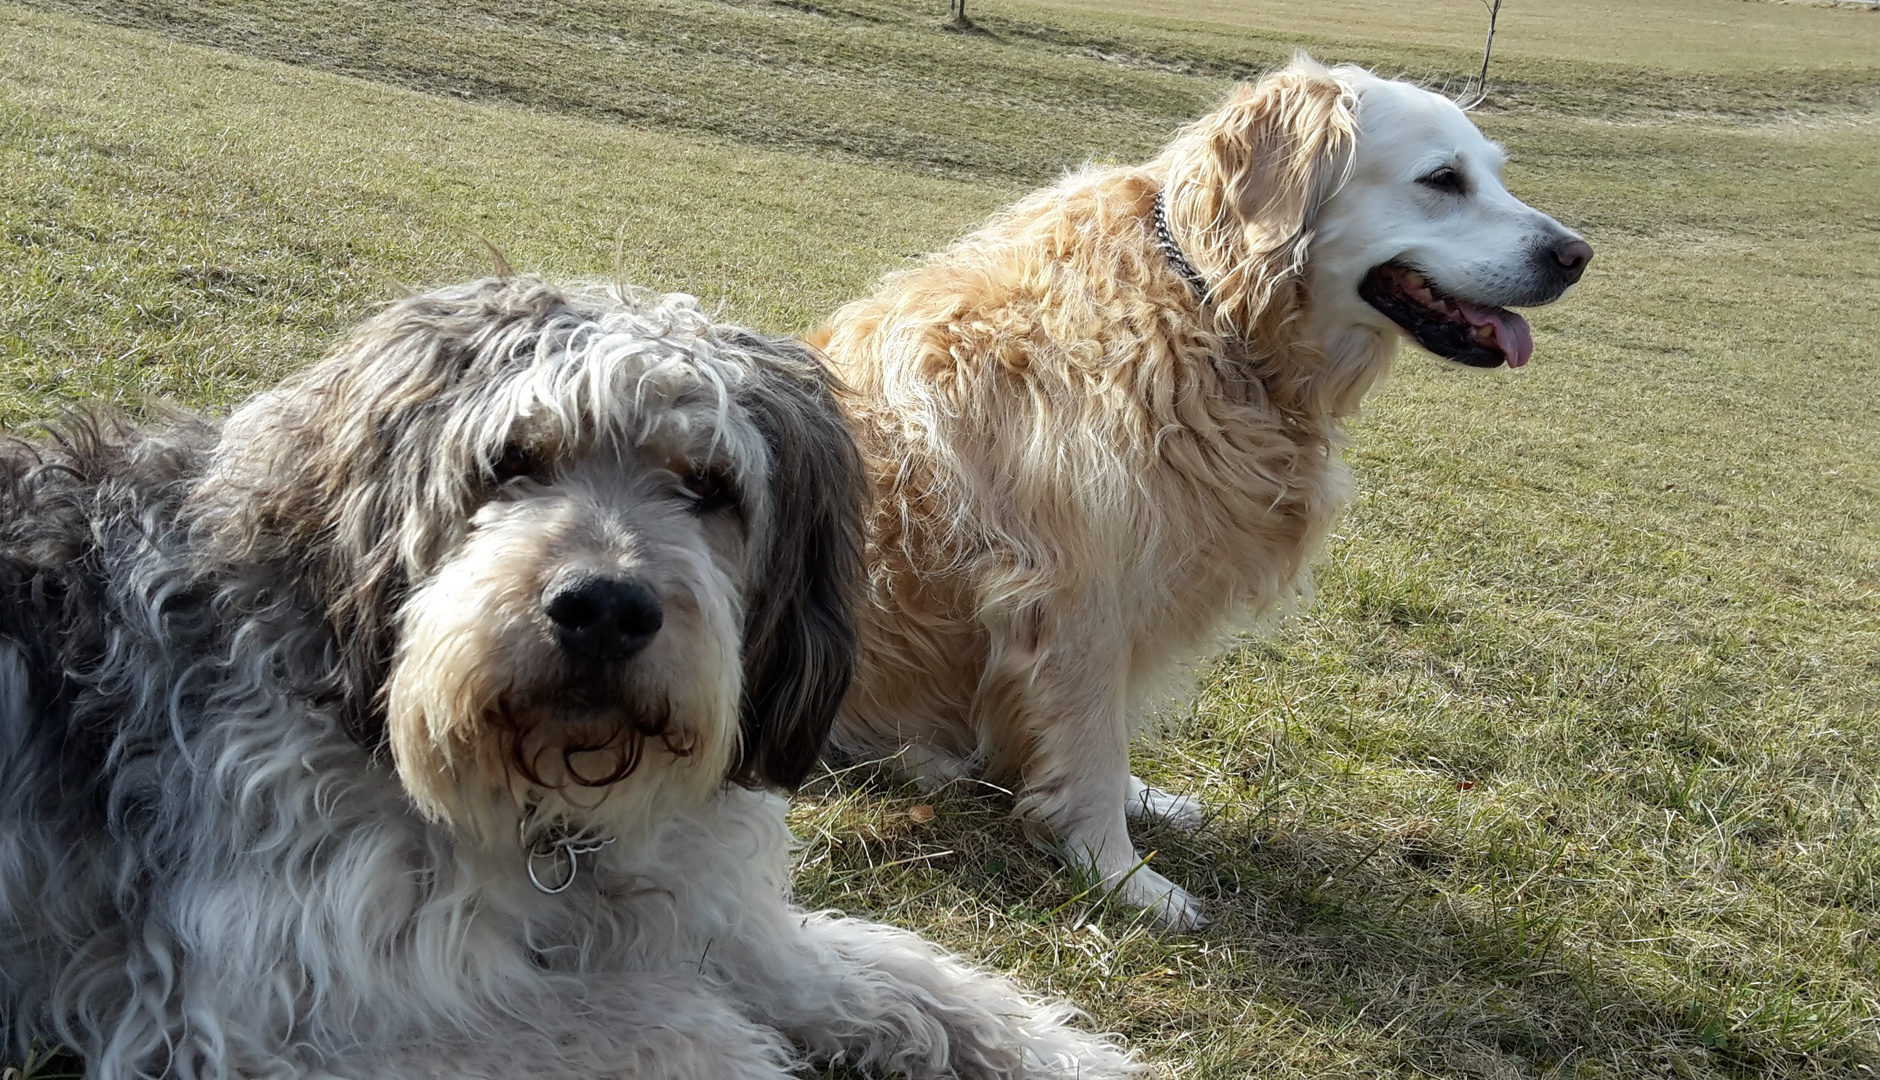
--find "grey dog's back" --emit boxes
[0,414,236,1054]
[0,413,217,829]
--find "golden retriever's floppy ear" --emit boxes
[1158,54,1356,345]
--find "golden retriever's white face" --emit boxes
[1305,73,1593,369]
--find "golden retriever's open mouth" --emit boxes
[1359,262,1534,369]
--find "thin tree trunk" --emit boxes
[1476,0,1502,95]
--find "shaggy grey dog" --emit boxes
[0,276,1136,1079]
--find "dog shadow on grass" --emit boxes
[793,767,1869,1078]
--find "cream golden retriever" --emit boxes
[812,56,1592,929]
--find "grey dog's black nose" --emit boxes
[1553,237,1594,285]
[543,575,663,662]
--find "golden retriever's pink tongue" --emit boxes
[1458,302,1534,368]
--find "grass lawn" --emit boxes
[3,0,1878,1076]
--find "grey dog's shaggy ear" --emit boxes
[191,278,571,746]
[725,336,866,792]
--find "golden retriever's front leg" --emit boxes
[972,610,1208,930]
[1127,775,1207,830]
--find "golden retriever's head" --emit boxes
[1157,55,1592,412]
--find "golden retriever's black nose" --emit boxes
[544,575,664,661]
[1554,238,1594,284]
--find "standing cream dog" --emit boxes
[814,56,1592,929]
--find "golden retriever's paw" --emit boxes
[1119,866,1208,931]
[1126,776,1206,831]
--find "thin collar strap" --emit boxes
[1152,189,1211,303]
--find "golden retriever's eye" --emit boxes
[679,467,738,515]
[492,444,542,483]
[1418,165,1466,195]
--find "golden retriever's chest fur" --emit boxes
[821,168,1359,761]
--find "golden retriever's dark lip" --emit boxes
[1359,262,1530,369]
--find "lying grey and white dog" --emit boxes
[0,276,1136,1079]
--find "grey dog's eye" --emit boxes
[1418,166,1466,195]
[679,467,738,514]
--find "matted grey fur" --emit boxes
[0,276,1137,1079]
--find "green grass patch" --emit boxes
[2,0,1877,1076]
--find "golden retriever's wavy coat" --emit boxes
[816,57,1589,928]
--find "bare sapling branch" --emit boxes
[1461,0,1502,110]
